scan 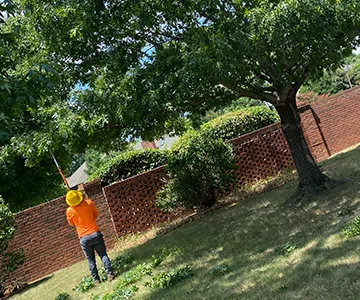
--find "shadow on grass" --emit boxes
[10,146,360,300]
[108,145,360,299]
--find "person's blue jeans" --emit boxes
[79,231,114,281]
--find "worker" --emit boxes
[65,190,115,283]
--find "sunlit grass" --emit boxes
[11,144,360,300]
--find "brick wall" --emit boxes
[228,123,295,185]
[6,179,116,284]
[300,86,360,161]
[103,166,175,237]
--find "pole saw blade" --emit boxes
[50,149,71,190]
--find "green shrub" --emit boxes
[145,265,193,290]
[150,256,163,268]
[209,264,231,277]
[150,247,182,268]
[200,106,279,142]
[198,98,266,124]
[156,132,237,209]
[91,248,181,299]
[343,216,360,237]
[98,267,108,282]
[159,247,182,258]
[74,276,95,293]
[119,263,153,287]
[101,263,153,299]
[101,285,139,300]
[0,196,24,297]
[89,148,168,185]
[274,242,297,256]
[55,292,70,300]
[98,253,134,281]
[111,254,134,275]
[85,149,121,177]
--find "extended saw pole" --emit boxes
[50,150,71,190]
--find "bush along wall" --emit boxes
[156,131,237,210]
[0,195,24,298]
[90,148,168,185]
[200,106,279,142]
[156,107,277,210]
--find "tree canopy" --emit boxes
[0,1,76,210]
[16,0,359,138]
[19,0,360,104]
[6,0,360,201]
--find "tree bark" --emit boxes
[275,90,337,203]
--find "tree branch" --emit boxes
[218,2,233,18]
[146,29,182,43]
[199,12,218,23]
[291,64,311,90]
[188,93,238,107]
[219,82,277,104]
[141,34,162,48]
[258,72,273,83]
[258,86,276,93]
[140,51,153,60]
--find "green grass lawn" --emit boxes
[11,144,360,300]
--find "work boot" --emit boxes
[108,274,116,281]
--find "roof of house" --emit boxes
[67,136,178,187]
[134,136,178,150]
[66,162,88,188]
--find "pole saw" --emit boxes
[49,149,71,190]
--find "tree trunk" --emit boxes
[275,90,337,203]
[202,186,217,207]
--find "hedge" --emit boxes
[89,148,168,185]
[156,131,237,209]
[200,106,279,141]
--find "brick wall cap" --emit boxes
[15,195,66,216]
[226,123,281,144]
[78,178,102,189]
[102,165,167,190]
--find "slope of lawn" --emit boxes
[11,144,360,300]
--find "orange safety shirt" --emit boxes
[66,199,99,238]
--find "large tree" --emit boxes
[18,0,360,201]
[0,1,77,210]
[0,0,133,210]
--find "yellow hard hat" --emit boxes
[66,190,83,207]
